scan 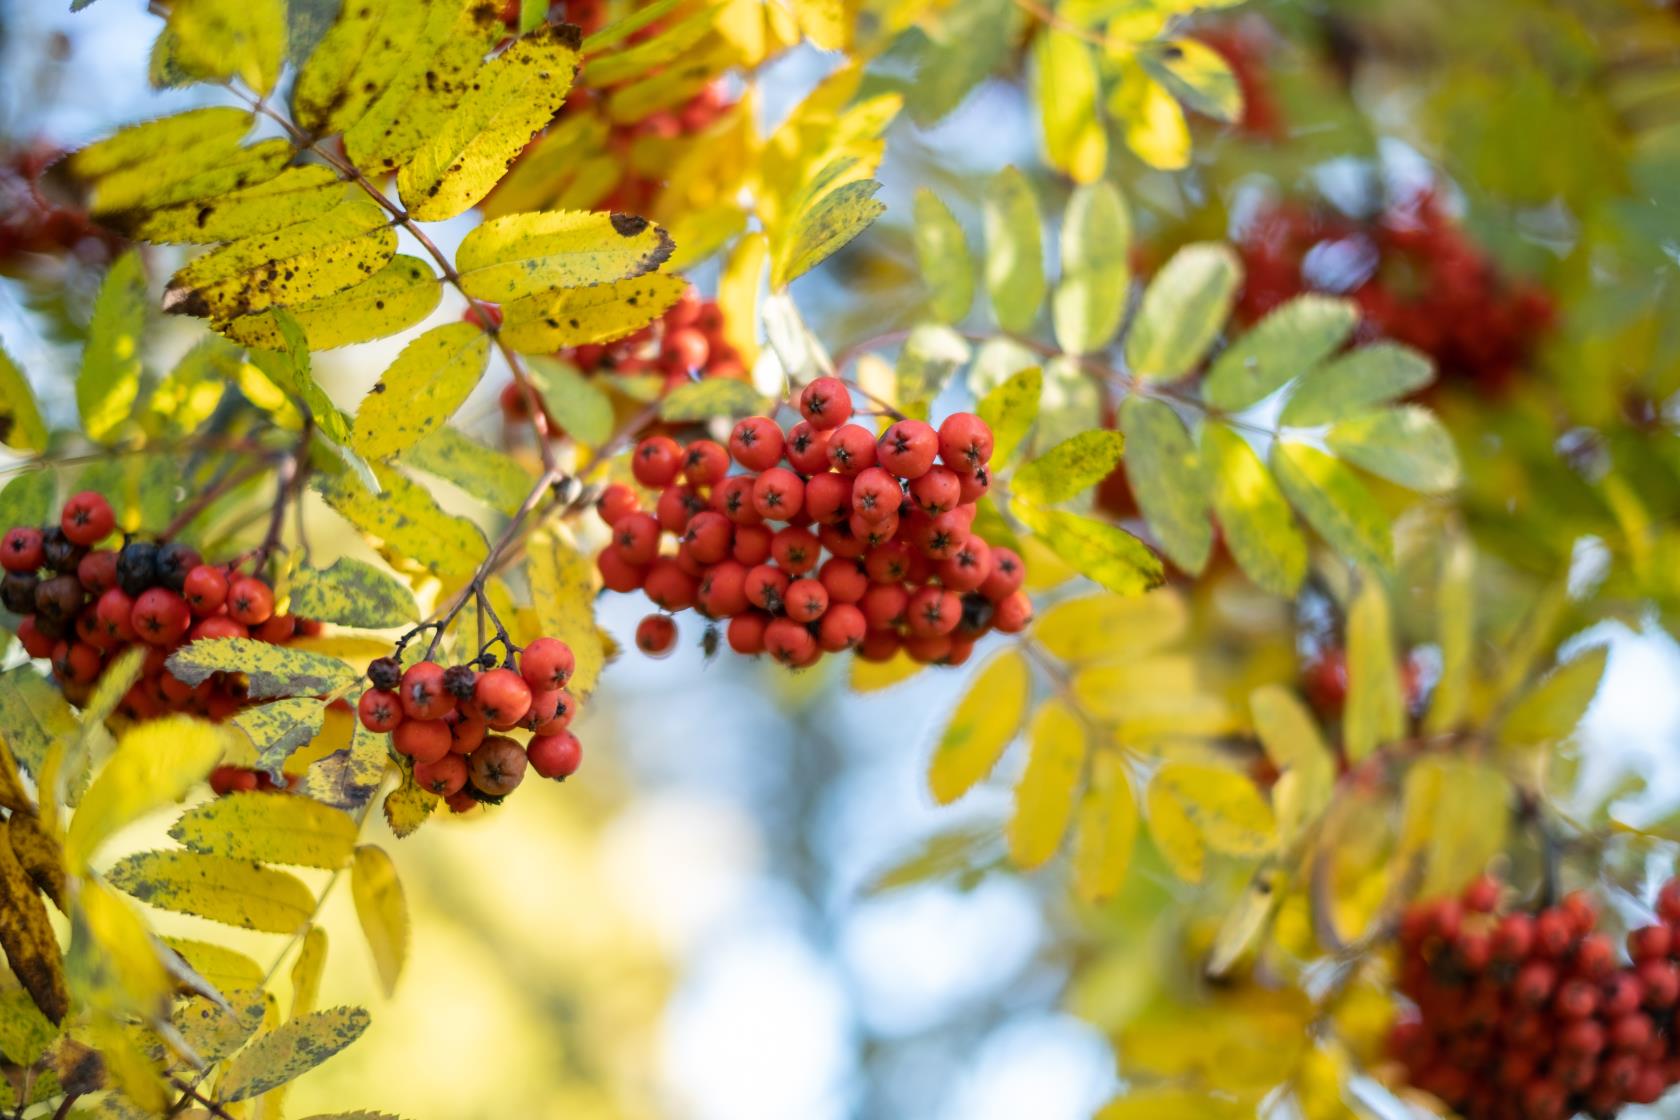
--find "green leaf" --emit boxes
[164,196,396,322]
[904,0,1020,126]
[351,322,491,460]
[1034,28,1106,184]
[167,637,361,700]
[0,473,54,533]
[527,358,615,445]
[398,24,582,222]
[1269,440,1391,571]
[246,312,354,446]
[107,850,315,933]
[911,189,974,324]
[314,463,488,580]
[928,648,1030,804]
[1071,752,1137,902]
[1142,38,1242,122]
[1013,430,1125,505]
[126,164,349,245]
[79,251,147,444]
[172,792,357,870]
[232,697,329,778]
[1012,500,1165,595]
[982,168,1045,334]
[1123,243,1240,382]
[659,378,768,423]
[219,255,441,352]
[1007,698,1087,869]
[1279,342,1435,427]
[0,344,47,454]
[1424,536,1475,734]
[1201,295,1359,412]
[288,558,419,630]
[1344,580,1404,763]
[403,427,533,517]
[976,366,1041,466]
[773,179,888,288]
[1201,424,1306,596]
[1120,396,1212,574]
[292,0,431,135]
[1053,182,1130,356]
[159,0,287,94]
[65,717,227,872]
[1501,646,1609,749]
[0,668,78,777]
[1326,406,1460,494]
[458,210,674,302]
[219,1006,370,1101]
[350,845,408,997]
[501,273,688,353]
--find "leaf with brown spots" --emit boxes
[351,322,491,460]
[219,254,441,352]
[0,821,67,1023]
[501,272,688,353]
[219,1005,371,1101]
[292,0,431,135]
[455,209,674,302]
[106,849,315,934]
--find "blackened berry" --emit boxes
[34,574,83,620]
[41,527,84,574]
[442,664,478,699]
[116,540,159,597]
[154,542,202,592]
[367,656,402,691]
[1,571,38,614]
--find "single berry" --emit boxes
[633,435,684,488]
[825,424,877,475]
[77,549,119,596]
[528,731,583,779]
[877,420,939,478]
[798,377,853,430]
[153,542,202,592]
[817,603,866,652]
[393,719,452,764]
[0,527,43,573]
[682,439,731,487]
[784,579,829,624]
[596,483,640,527]
[33,573,83,620]
[784,421,831,475]
[60,491,114,547]
[116,540,159,596]
[367,656,402,691]
[414,754,469,797]
[447,709,488,755]
[472,668,533,729]
[1,571,38,614]
[727,611,769,655]
[41,526,85,573]
[358,688,404,732]
[729,416,784,471]
[468,736,528,796]
[764,617,816,667]
[636,614,678,657]
[400,661,455,721]
[131,587,192,646]
[520,637,576,691]
[227,576,275,625]
[937,412,994,473]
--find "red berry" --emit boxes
[861,583,908,630]
[764,617,816,667]
[817,603,866,652]
[520,637,575,691]
[712,475,763,527]
[684,511,734,564]
[446,709,487,755]
[472,668,533,730]
[784,422,831,475]
[1629,924,1672,962]
[1575,932,1615,979]
[818,557,868,604]
[904,633,954,663]
[909,467,961,514]
[1603,971,1644,1017]
[1554,978,1598,1019]
[644,557,699,611]
[937,412,993,473]
[393,719,452,763]
[1656,879,1680,924]
[857,629,900,661]
[751,468,805,522]
[60,491,115,546]
[769,526,821,574]
[939,536,994,593]
[227,576,275,625]
[682,439,730,486]
[131,588,191,646]
[528,731,582,779]
[358,688,404,732]
[784,578,829,624]
[1461,874,1500,913]
[877,420,938,478]
[994,591,1033,633]
[1513,960,1557,1008]
[414,754,468,797]
[697,560,750,618]
[906,586,961,638]
[729,416,784,471]
[732,524,773,566]
[597,546,648,593]
[191,615,247,641]
[980,547,1025,601]
[636,614,678,656]
[613,512,663,566]
[596,482,640,527]
[76,550,119,595]
[804,472,853,524]
[256,614,296,643]
[799,377,853,430]
[727,611,770,655]
[1637,959,1680,1008]
[1609,1012,1653,1052]
[94,588,138,642]
[178,565,226,616]
[1534,908,1574,957]
[1,527,43,572]
[850,468,901,524]
[825,424,878,474]
[662,326,710,370]
[632,436,683,487]
[744,564,790,612]
[401,662,455,721]
[1490,912,1534,962]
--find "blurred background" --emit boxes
[5,1,1680,1118]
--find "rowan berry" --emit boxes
[937,413,993,473]
[825,424,877,474]
[154,542,201,592]
[857,629,900,661]
[818,557,868,604]
[784,579,829,624]
[528,731,583,779]
[473,668,532,730]
[663,326,709,370]
[596,482,640,527]
[1658,879,1680,924]
[729,416,784,471]
[399,662,453,721]
[906,586,961,638]
[770,526,820,574]
[752,467,805,522]
[40,527,84,574]
[980,547,1024,600]
[131,587,191,646]
[77,549,118,595]
[636,614,678,657]
[358,689,404,732]
[1638,959,1680,1008]
[799,377,853,430]
[877,419,938,478]
[850,468,901,524]
[644,557,699,611]
[16,616,53,659]
[256,614,296,643]
[818,519,867,559]
[1534,908,1574,957]
[656,485,704,534]
[60,491,114,547]
[1,527,42,572]
[849,511,898,549]
[367,656,402,691]
[904,633,953,663]
[784,422,831,474]
[613,511,663,567]
[227,576,274,626]
[764,617,815,666]
[520,637,575,691]
[861,582,908,630]
[632,435,683,487]
[957,468,991,503]
[697,561,750,618]
[415,754,468,797]
[732,523,773,566]
[393,719,452,764]
[684,510,734,564]
[1630,924,1672,962]
[446,709,487,754]
[727,611,769,655]
[191,615,247,641]
[993,591,1033,633]
[817,602,866,651]
[597,546,648,593]
[116,540,158,596]
[909,467,961,515]
[468,736,528,796]
[0,571,36,614]
[938,536,993,592]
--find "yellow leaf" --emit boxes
[0,822,66,1023]
[718,232,767,367]
[170,793,358,870]
[1111,65,1189,170]
[927,649,1030,804]
[1202,423,1307,597]
[0,343,48,455]
[1424,535,1474,733]
[1071,655,1198,718]
[525,530,611,698]
[167,637,361,700]
[382,768,437,839]
[501,273,688,353]
[350,845,408,997]
[65,716,228,871]
[315,465,489,581]
[1207,861,1285,976]
[352,322,491,460]
[232,697,329,778]
[219,1006,370,1101]
[69,881,172,1019]
[457,210,674,302]
[1145,769,1206,882]
[789,0,850,49]
[162,937,264,995]
[219,255,441,352]
[771,178,887,288]
[850,652,926,693]
[1072,751,1137,902]
[398,24,581,221]
[1034,29,1107,183]
[1148,762,1274,882]
[1250,685,1333,845]
[85,1017,168,1113]
[1011,500,1165,596]
[1007,699,1087,869]
[1343,580,1403,763]
[1097,1089,1250,1120]
[291,927,328,1018]
[160,0,286,93]
[68,107,252,182]
[292,0,431,135]
[1500,645,1608,750]
[79,251,147,444]
[106,850,315,934]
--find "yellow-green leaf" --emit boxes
[160,0,286,94]
[1326,406,1460,494]
[245,311,356,447]
[1201,423,1306,596]
[1012,501,1164,596]
[1202,295,1359,412]
[1424,536,1475,734]
[219,255,441,352]
[0,988,60,1067]
[350,845,408,997]
[1110,66,1190,171]
[525,530,610,698]
[1013,430,1125,505]
[524,358,614,447]
[911,188,973,324]
[1035,590,1185,662]
[660,377,768,423]
[0,343,48,454]
[927,649,1030,804]
[975,366,1040,466]
[773,178,887,288]
[288,558,418,630]
[292,0,431,135]
[107,850,314,934]
[68,880,171,1020]
[234,698,329,778]
[1150,762,1274,876]
[501,273,688,353]
[1120,395,1212,574]
[982,166,1045,334]
[1072,751,1137,902]
[79,251,147,444]
[219,1006,370,1101]
[1071,656,1198,718]
[1280,342,1435,427]
[381,767,436,839]
[299,722,391,814]
[457,210,674,302]
[1124,243,1240,382]
[1034,29,1106,184]
[164,197,396,321]
[352,322,490,460]
[398,24,581,221]
[1343,580,1403,763]
[127,165,348,245]
[315,465,488,580]
[68,107,252,182]
[65,716,228,872]
[1249,685,1333,845]
[170,792,357,870]
[0,668,77,777]
[292,926,328,1018]
[1007,699,1087,869]
[161,937,264,995]
[403,427,533,517]
[1053,182,1130,355]
[168,637,360,700]
[1142,38,1242,122]
[1501,646,1609,749]
[1270,440,1391,571]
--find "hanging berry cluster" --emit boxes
[1389,876,1680,1119]
[357,636,583,815]
[596,378,1032,668]
[1236,192,1554,395]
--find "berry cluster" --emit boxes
[0,140,120,273]
[2,491,314,711]
[357,636,583,815]
[595,379,1032,668]
[1389,876,1680,1119]
[1236,193,1554,395]
[1194,22,1286,141]
[498,287,748,429]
